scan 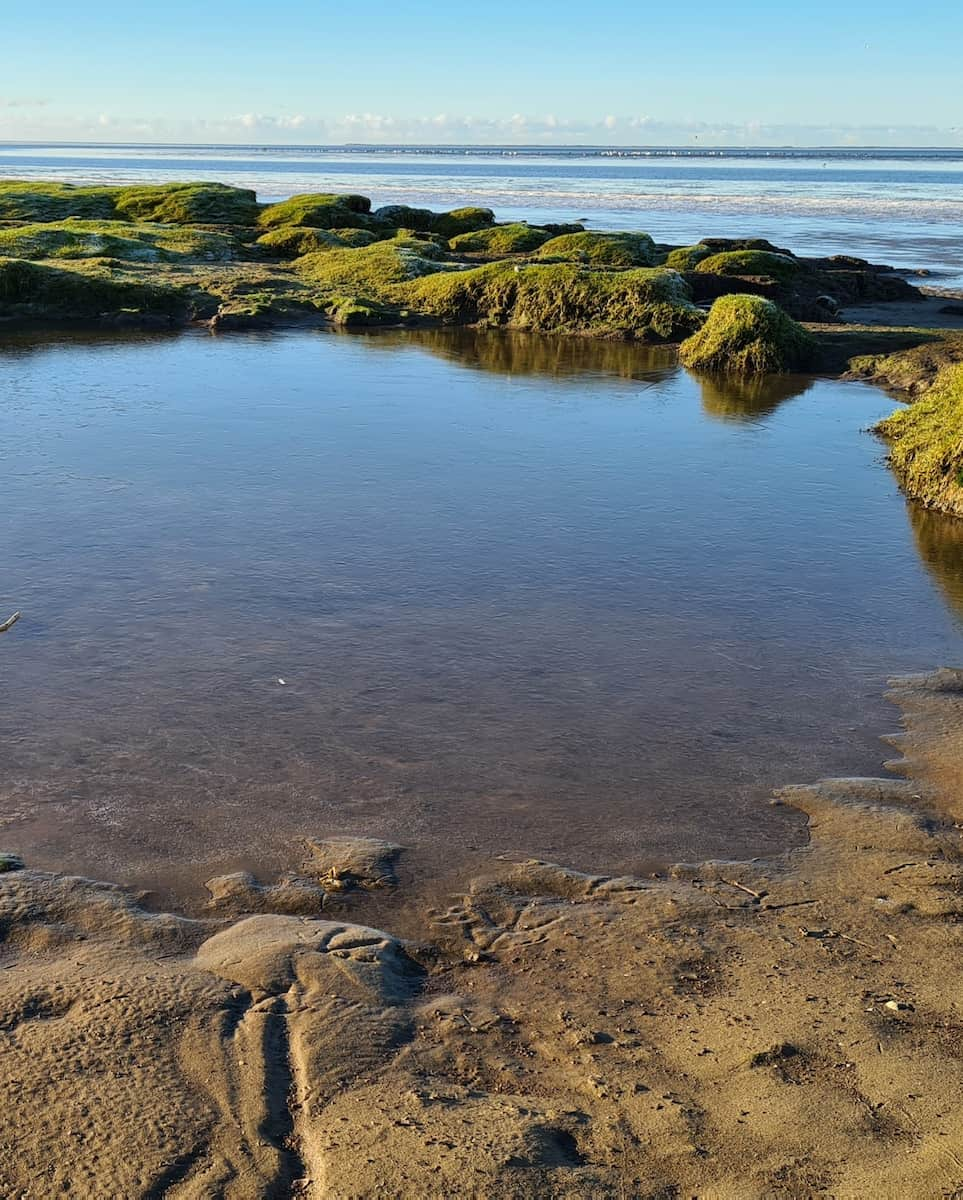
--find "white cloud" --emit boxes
[1,107,961,148]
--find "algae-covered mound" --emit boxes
[296,236,456,299]
[431,207,496,238]
[535,230,659,267]
[695,250,801,284]
[877,362,963,516]
[404,262,703,339]
[255,225,379,258]
[257,193,375,231]
[112,183,258,225]
[0,180,258,225]
[666,244,713,271]
[0,256,187,320]
[448,223,553,257]
[679,294,817,374]
[0,219,238,263]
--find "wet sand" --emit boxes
[1,669,962,1196]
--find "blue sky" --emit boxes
[4,0,962,146]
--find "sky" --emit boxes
[3,0,962,147]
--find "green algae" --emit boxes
[112,183,258,225]
[694,250,801,284]
[431,207,496,238]
[448,223,553,257]
[678,294,816,375]
[0,219,238,263]
[877,363,963,516]
[665,244,713,271]
[0,181,257,225]
[535,231,659,267]
[0,256,188,320]
[255,225,379,258]
[257,193,375,231]
[402,262,702,339]
[296,237,455,299]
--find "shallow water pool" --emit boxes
[1,326,961,903]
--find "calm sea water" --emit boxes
[2,143,963,285]
[1,326,962,903]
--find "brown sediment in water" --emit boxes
[2,669,963,1196]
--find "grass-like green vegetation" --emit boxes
[296,236,456,298]
[694,250,801,283]
[877,363,963,516]
[0,181,258,225]
[535,231,659,267]
[0,219,238,262]
[255,225,379,258]
[448,223,554,257]
[257,193,374,231]
[665,244,713,271]
[0,256,188,319]
[678,294,817,374]
[403,262,703,339]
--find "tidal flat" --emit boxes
[3,180,963,1195]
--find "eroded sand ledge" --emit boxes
[1,671,962,1197]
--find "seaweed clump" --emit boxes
[695,250,801,284]
[0,181,259,225]
[535,231,659,267]
[678,294,816,375]
[296,237,455,299]
[255,226,379,258]
[448,224,554,257]
[0,257,187,321]
[0,219,238,263]
[257,193,375,231]
[877,363,963,516]
[403,262,702,340]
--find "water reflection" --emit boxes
[347,326,679,382]
[693,371,816,423]
[906,501,963,626]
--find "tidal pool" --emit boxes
[1,326,961,905]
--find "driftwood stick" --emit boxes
[0,612,21,634]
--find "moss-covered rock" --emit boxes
[535,231,659,267]
[678,294,817,374]
[431,207,496,238]
[255,225,379,258]
[876,363,963,516]
[403,262,702,339]
[695,250,801,284]
[0,257,188,320]
[0,181,117,221]
[327,296,401,327]
[0,180,258,225]
[0,219,238,262]
[371,204,436,232]
[665,244,713,271]
[112,184,258,225]
[448,223,553,257]
[296,237,455,299]
[257,193,374,231]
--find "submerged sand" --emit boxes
[1,669,963,1197]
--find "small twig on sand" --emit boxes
[0,612,20,634]
[720,878,768,900]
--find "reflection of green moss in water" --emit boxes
[906,501,963,623]
[691,369,814,422]
[355,326,679,379]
